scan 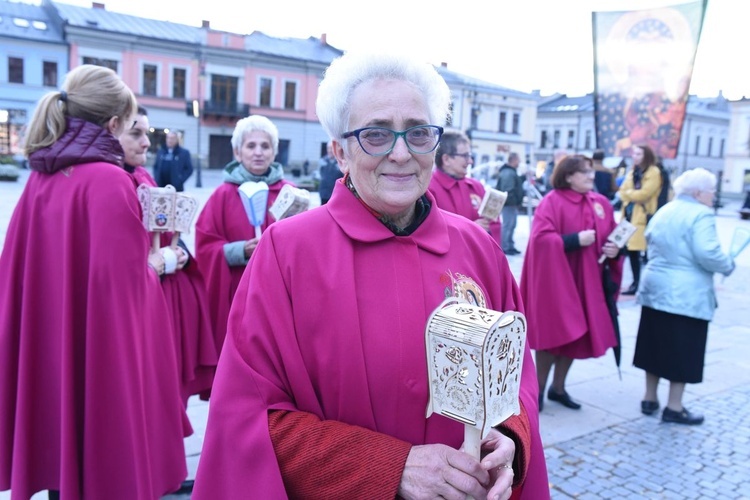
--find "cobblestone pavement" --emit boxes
[2,169,749,499]
[545,386,750,499]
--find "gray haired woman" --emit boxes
[633,168,734,425]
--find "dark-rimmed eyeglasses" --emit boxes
[449,152,473,161]
[342,125,443,157]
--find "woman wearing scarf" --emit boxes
[195,115,295,357]
[193,52,549,500]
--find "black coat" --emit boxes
[495,164,525,207]
[154,145,193,192]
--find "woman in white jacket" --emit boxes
[634,168,734,425]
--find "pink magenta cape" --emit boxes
[520,189,623,357]
[132,166,217,404]
[193,182,550,499]
[195,178,294,354]
[0,164,187,499]
[429,168,502,248]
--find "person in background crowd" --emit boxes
[618,144,662,295]
[154,131,194,191]
[521,155,623,412]
[592,149,618,200]
[121,105,217,408]
[539,149,569,195]
[634,168,734,425]
[195,115,295,359]
[317,141,343,204]
[0,65,187,499]
[496,152,525,255]
[193,51,550,500]
[655,157,673,210]
[741,189,750,219]
[428,130,501,247]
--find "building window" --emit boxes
[719,138,725,158]
[259,77,272,107]
[584,130,592,150]
[694,135,701,156]
[707,137,713,157]
[512,113,520,134]
[82,56,118,72]
[173,68,186,99]
[553,130,560,149]
[42,61,57,87]
[567,130,575,149]
[210,74,238,111]
[283,80,296,110]
[540,130,548,148]
[142,64,157,96]
[498,111,507,133]
[8,57,23,84]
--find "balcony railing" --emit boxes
[203,100,250,118]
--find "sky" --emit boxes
[53,0,749,100]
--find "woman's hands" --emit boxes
[480,429,516,500]
[147,249,165,276]
[474,218,491,231]
[174,246,189,271]
[398,429,515,500]
[578,229,596,247]
[602,241,620,259]
[244,237,260,259]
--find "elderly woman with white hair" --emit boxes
[193,51,550,500]
[634,167,734,425]
[195,115,295,358]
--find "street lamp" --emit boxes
[194,59,206,188]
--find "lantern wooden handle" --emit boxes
[464,425,482,460]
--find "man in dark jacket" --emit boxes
[495,152,525,255]
[592,149,618,200]
[317,141,342,205]
[154,132,193,192]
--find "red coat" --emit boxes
[193,183,550,499]
[429,168,502,248]
[521,189,623,358]
[131,166,217,404]
[195,177,294,354]
[1,157,187,498]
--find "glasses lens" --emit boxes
[358,128,395,155]
[406,126,441,153]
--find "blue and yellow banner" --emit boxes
[593,1,707,159]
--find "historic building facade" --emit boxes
[535,92,735,192]
[723,98,750,195]
[0,0,67,160]
[1,1,540,180]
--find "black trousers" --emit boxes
[628,250,647,285]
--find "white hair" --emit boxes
[231,115,279,154]
[315,51,452,146]
[673,167,716,197]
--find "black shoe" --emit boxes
[662,407,704,425]
[505,248,521,256]
[547,388,581,410]
[172,480,195,495]
[538,391,544,412]
[641,400,659,415]
[622,283,638,295]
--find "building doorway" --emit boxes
[209,135,233,169]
